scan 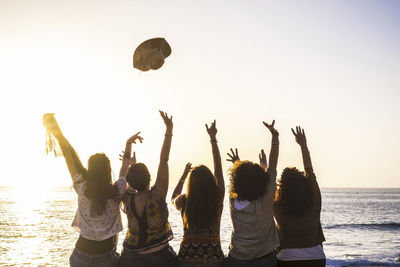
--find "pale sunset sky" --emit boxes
[0,0,399,188]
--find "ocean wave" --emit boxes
[324,223,400,230]
[327,258,400,266]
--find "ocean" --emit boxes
[0,187,399,266]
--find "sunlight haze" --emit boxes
[0,0,399,188]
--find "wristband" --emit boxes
[123,151,130,159]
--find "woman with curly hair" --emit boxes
[273,126,326,267]
[171,120,225,267]
[225,120,280,267]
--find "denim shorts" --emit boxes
[69,247,119,267]
[118,245,177,267]
[226,251,277,267]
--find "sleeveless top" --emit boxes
[122,186,173,252]
[178,194,225,263]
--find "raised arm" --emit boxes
[206,120,225,195]
[155,110,173,199]
[263,120,279,170]
[42,113,85,178]
[291,126,313,172]
[119,132,143,178]
[171,163,192,210]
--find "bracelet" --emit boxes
[210,139,217,143]
[302,150,310,154]
[123,151,130,159]
[271,143,279,146]
[165,133,173,137]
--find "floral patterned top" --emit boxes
[71,174,126,241]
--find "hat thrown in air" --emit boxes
[133,38,172,71]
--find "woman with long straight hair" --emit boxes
[225,120,280,267]
[42,113,142,267]
[273,127,326,267]
[118,111,177,267]
[171,120,225,267]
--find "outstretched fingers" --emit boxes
[159,110,173,128]
[263,119,278,136]
[226,147,239,163]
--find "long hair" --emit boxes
[274,167,314,216]
[229,161,269,201]
[183,165,220,230]
[83,153,115,216]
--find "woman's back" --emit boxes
[273,126,326,267]
[229,167,279,260]
[178,194,225,264]
[273,168,325,249]
[73,173,125,242]
[171,120,226,267]
[122,186,173,252]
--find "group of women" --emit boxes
[42,111,326,267]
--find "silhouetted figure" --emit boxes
[225,120,280,267]
[118,111,177,267]
[171,120,225,267]
[43,114,137,267]
[273,126,326,267]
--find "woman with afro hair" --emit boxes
[273,126,326,267]
[225,120,280,267]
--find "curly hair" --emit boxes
[229,161,269,201]
[274,167,314,216]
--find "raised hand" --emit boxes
[226,148,240,164]
[259,149,267,169]
[42,113,62,136]
[183,162,193,176]
[263,120,279,137]
[291,126,307,147]
[119,151,137,166]
[159,110,173,131]
[126,131,144,144]
[205,120,217,140]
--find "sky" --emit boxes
[0,0,399,188]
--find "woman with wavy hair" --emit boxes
[226,120,280,267]
[273,126,326,267]
[43,113,141,267]
[171,120,225,267]
[118,111,177,267]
